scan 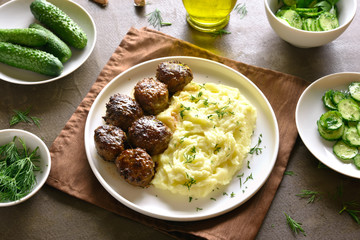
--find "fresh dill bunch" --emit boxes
[147,8,172,30]
[296,189,321,203]
[0,136,41,202]
[234,3,248,19]
[284,213,306,236]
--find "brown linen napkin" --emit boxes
[47,27,309,240]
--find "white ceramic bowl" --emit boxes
[264,0,357,48]
[0,129,51,207]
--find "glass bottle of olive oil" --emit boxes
[182,0,237,32]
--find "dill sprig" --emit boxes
[234,3,248,19]
[183,172,196,190]
[296,190,321,203]
[0,136,41,202]
[284,213,306,236]
[211,29,231,37]
[339,201,360,224]
[9,108,41,127]
[147,8,172,30]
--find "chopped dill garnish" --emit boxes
[183,172,196,190]
[214,144,221,154]
[179,104,191,119]
[147,8,172,30]
[189,196,193,202]
[237,173,244,188]
[183,146,196,164]
[285,213,306,236]
[196,207,203,211]
[243,173,253,184]
[210,197,216,201]
[249,134,263,155]
[230,192,236,198]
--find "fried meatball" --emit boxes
[115,148,155,187]
[103,93,143,131]
[156,60,193,94]
[94,125,127,162]
[128,116,172,155]
[134,77,169,115]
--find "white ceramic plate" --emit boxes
[0,129,51,207]
[84,56,279,221]
[296,72,360,179]
[0,0,96,85]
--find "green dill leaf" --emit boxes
[284,171,295,176]
[230,192,236,198]
[183,172,196,190]
[234,3,248,19]
[296,190,320,203]
[147,8,172,30]
[9,108,41,127]
[284,213,306,236]
[196,207,203,211]
[210,29,231,37]
[183,146,196,164]
[214,144,221,154]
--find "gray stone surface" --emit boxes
[0,0,359,239]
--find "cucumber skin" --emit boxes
[0,42,63,76]
[30,0,87,49]
[0,28,48,47]
[29,23,72,63]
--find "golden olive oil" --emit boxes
[182,0,237,32]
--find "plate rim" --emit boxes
[0,0,97,85]
[84,56,280,221]
[295,71,360,179]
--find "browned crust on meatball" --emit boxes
[128,115,172,156]
[134,77,169,115]
[156,60,193,94]
[94,125,127,162]
[115,148,155,187]
[103,93,144,131]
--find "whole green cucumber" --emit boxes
[29,23,72,63]
[30,0,87,49]
[0,42,63,76]
[0,28,48,47]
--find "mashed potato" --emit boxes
[152,82,257,197]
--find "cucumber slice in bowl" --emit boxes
[333,140,358,163]
[338,98,360,121]
[343,126,360,147]
[317,120,344,141]
[319,111,343,130]
[349,82,360,101]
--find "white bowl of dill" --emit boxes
[0,129,51,207]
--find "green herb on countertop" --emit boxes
[210,29,231,37]
[296,190,321,203]
[284,171,295,176]
[284,213,306,236]
[10,107,41,127]
[234,3,248,19]
[0,136,41,202]
[147,8,172,30]
[339,201,360,224]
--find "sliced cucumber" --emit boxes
[338,98,360,121]
[276,9,303,29]
[331,90,347,106]
[317,120,344,141]
[319,111,343,130]
[349,82,360,102]
[343,126,360,147]
[322,90,337,110]
[333,140,358,162]
[354,154,360,170]
[318,12,339,31]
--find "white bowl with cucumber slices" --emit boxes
[265,0,357,48]
[296,72,360,179]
